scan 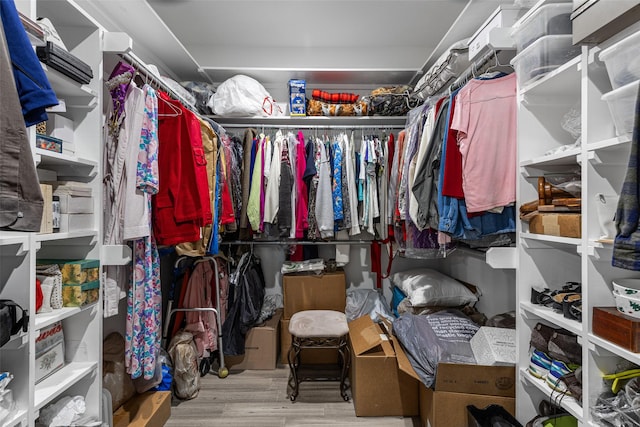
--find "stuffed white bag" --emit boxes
[210,74,283,117]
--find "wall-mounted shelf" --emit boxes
[34,361,98,411]
[520,368,583,420]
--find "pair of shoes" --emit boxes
[530,324,582,365]
[531,282,581,308]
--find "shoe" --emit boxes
[548,330,582,365]
[559,367,583,402]
[546,360,580,394]
[529,348,552,379]
[530,323,557,353]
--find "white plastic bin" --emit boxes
[601,79,640,137]
[599,30,640,90]
[511,3,572,52]
[511,35,581,87]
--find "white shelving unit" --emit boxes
[515,5,640,424]
[1,1,105,425]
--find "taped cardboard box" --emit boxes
[227,309,281,370]
[419,363,516,427]
[280,318,339,365]
[529,213,581,238]
[113,391,171,427]
[282,271,346,319]
[349,315,420,417]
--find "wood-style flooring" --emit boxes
[166,366,420,427]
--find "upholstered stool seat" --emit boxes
[287,310,350,402]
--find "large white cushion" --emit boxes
[391,268,478,308]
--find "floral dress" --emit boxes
[125,85,161,380]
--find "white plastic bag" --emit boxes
[210,75,283,117]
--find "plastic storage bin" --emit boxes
[511,35,581,87]
[601,79,640,137]
[511,3,572,52]
[599,30,640,90]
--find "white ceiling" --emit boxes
[77,0,514,92]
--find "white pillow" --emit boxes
[391,268,478,307]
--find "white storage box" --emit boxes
[601,79,640,137]
[467,5,525,61]
[510,35,581,87]
[511,3,572,52]
[599,30,640,90]
[58,213,94,233]
[35,321,65,383]
[55,193,93,214]
[470,326,516,366]
[46,114,74,144]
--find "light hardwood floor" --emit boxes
[166,366,420,427]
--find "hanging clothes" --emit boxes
[0,15,45,232]
[450,73,517,213]
[239,128,258,239]
[175,117,218,256]
[294,131,309,238]
[613,84,640,270]
[152,91,211,246]
[345,132,361,236]
[315,139,334,238]
[0,0,58,126]
[125,85,161,380]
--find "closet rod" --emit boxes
[223,240,376,246]
[213,123,406,130]
[117,52,196,112]
[447,48,512,94]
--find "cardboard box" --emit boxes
[593,306,640,352]
[282,271,346,319]
[113,391,171,427]
[288,79,306,116]
[226,310,281,370]
[418,363,516,427]
[349,315,420,417]
[529,213,581,238]
[470,327,516,366]
[35,321,65,384]
[280,318,339,365]
[39,184,53,234]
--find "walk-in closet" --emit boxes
[2,0,640,426]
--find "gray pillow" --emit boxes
[391,268,478,307]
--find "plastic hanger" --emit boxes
[158,95,182,117]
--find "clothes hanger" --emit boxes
[158,95,183,117]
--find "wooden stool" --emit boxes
[287,310,350,402]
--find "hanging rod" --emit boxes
[222,240,376,246]
[117,52,197,113]
[216,124,406,130]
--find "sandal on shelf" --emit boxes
[563,296,582,322]
[551,292,580,311]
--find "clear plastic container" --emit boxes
[601,79,640,137]
[510,35,581,87]
[599,30,640,90]
[511,3,573,52]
